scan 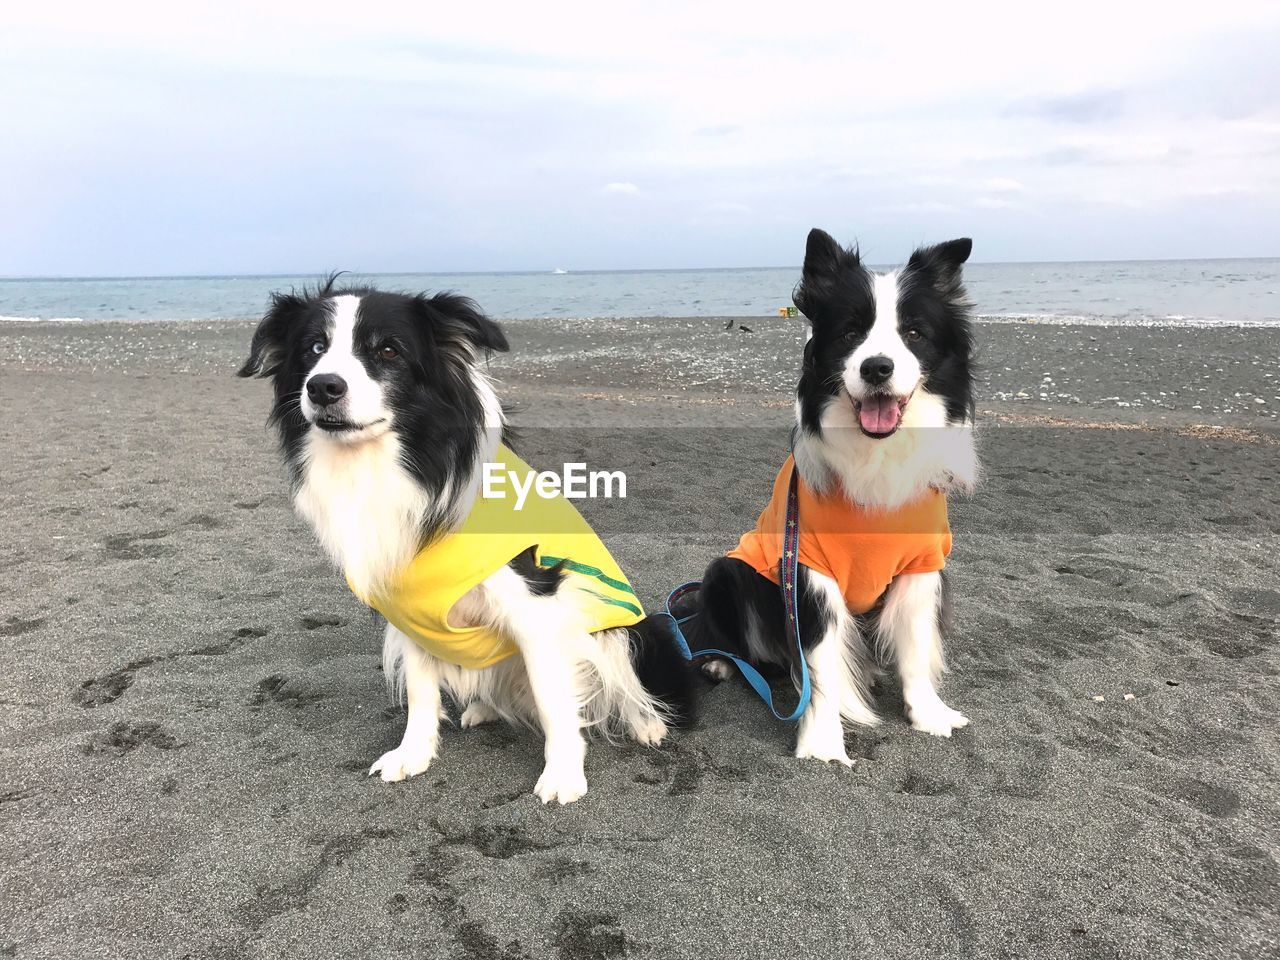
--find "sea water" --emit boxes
[2,259,1277,326]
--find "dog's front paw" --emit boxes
[534,764,588,805]
[460,702,500,728]
[794,726,854,767]
[909,702,970,738]
[368,743,436,782]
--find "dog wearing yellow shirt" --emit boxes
[680,229,979,765]
[238,278,695,804]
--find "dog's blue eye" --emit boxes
[310,341,326,355]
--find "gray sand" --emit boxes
[1,317,1278,959]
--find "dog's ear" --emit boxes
[237,291,308,378]
[907,238,973,294]
[419,293,509,357]
[804,227,845,276]
[793,227,859,321]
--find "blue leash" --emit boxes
[664,465,811,720]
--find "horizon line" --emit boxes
[1,254,1277,283]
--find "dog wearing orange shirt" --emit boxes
[684,228,979,764]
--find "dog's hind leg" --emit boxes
[687,557,776,684]
[370,624,444,782]
[880,571,969,737]
[699,658,734,682]
[459,702,501,727]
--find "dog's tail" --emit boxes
[627,614,699,728]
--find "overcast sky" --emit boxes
[3,1,1279,276]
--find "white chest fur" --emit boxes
[797,390,978,509]
[293,431,430,600]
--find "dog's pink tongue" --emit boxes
[859,395,901,434]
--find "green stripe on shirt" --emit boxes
[539,555,638,597]
[580,588,644,618]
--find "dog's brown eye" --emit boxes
[377,345,399,361]
[906,328,923,342]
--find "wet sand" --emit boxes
[1,316,1278,959]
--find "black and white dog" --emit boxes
[683,229,978,765]
[238,280,694,803]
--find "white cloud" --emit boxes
[980,178,1026,194]
[3,0,1280,272]
[873,201,964,215]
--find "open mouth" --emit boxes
[313,416,385,434]
[852,393,910,438]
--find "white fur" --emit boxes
[292,295,429,600]
[785,564,967,761]
[377,568,670,804]
[794,570,879,765]
[300,295,391,433]
[294,297,506,600]
[795,390,978,510]
[369,636,444,781]
[294,429,431,601]
[794,267,978,510]
[877,571,969,736]
[783,267,974,757]
[842,271,924,401]
[701,659,734,682]
[292,295,668,803]
[459,701,500,727]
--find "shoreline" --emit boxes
[4,312,1280,329]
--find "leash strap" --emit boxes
[664,465,811,721]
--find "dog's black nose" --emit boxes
[306,373,348,405]
[860,355,894,385]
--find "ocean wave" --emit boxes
[975,313,1279,329]
[0,321,85,330]
[0,314,255,324]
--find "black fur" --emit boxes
[793,228,975,434]
[689,228,975,713]
[793,230,876,437]
[678,556,846,691]
[937,568,953,637]
[240,281,699,726]
[627,615,699,727]
[506,548,700,723]
[237,279,509,539]
[898,239,977,423]
[508,547,567,598]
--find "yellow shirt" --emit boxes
[350,445,644,669]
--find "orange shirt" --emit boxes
[727,457,951,615]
